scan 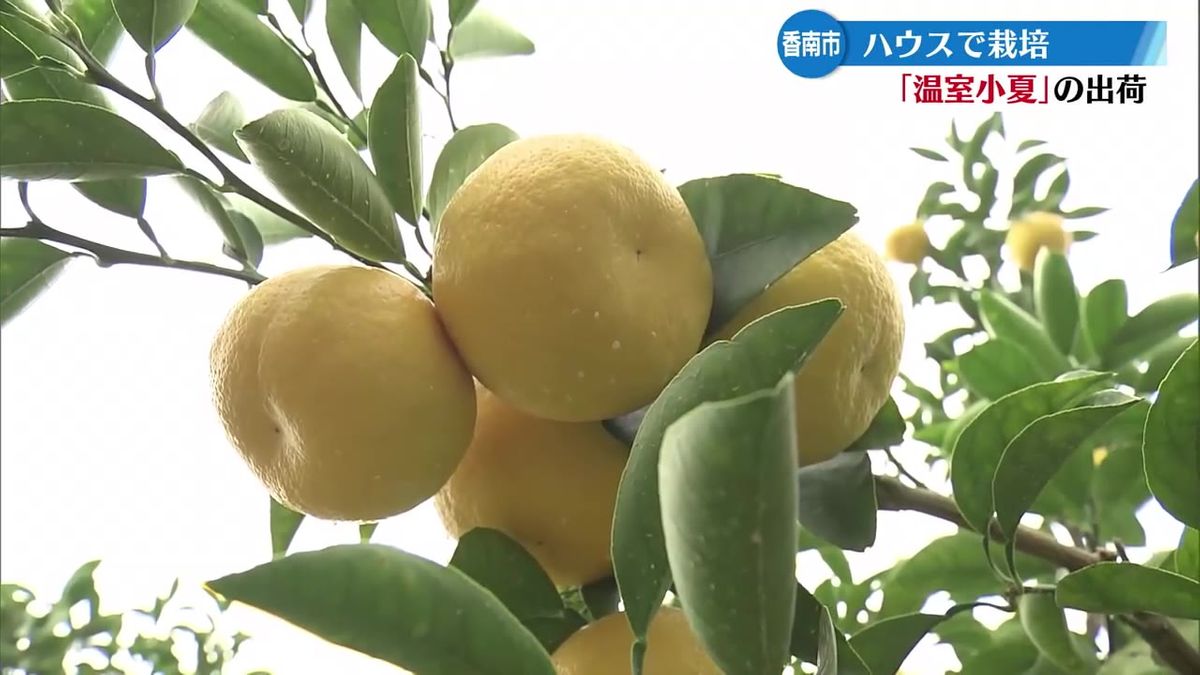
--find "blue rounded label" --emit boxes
[777,10,847,78]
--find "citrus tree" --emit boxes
[1,1,1198,674]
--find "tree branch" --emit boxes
[875,476,1200,673]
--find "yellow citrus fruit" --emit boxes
[711,232,904,465]
[435,384,628,587]
[433,134,713,422]
[552,609,721,675]
[1006,211,1071,272]
[884,220,930,264]
[210,266,475,521]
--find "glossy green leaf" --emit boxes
[1143,340,1200,529]
[286,0,310,23]
[1081,279,1127,358]
[1034,251,1079,355]
[844,397,904,452]
[910,147,947,161]
[177,176,258,267]
[324,0,361,98]
[813,607,869,675]
[679,174,858,331]
[1101,294,1199,368]
[237,108,403,262]
[207,544,557,674]
[957,338,1044,400]
[268,498,303,559]
[951,372,1111,532]
[1091,416,1151,546]
[796,452,876,551]
[957,620,1049,674]
[1138,335,1195,392]
[64,0,125,62]
[353,0,429,62]
[448,0,478,25]
[1169,179,1199,268]
[113,0,198,52]
[1057,562,1200,619]
[448,7,533,60]
[790,583,824,663]
[0,238,71,326]
[187,0,315,101]
[1018,593,1097,673]
[449,528,584,652]
[0,100,182,179]
[189,91,249,163]
[878,532,1053,617]
[993,390,1138,542]
[426,123,518,232]
[613,300,841,642]
[1172,528,1199,582]
[72,179,146,218]
[979,290,1071,377]
[227,211,264,266]
[369,54,422,226]
[850,610,964,675]
[223,193,311,245]
[1,7,81,76]
[660,378,797,675]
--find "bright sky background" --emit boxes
[1,0,1197,673]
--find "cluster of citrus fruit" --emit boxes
[884,210,1072,270]
[209,134,904,673]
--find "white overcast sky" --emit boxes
[1,0,1197,673]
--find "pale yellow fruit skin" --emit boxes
[712,233,904,465]
[884,220,930,264]
[433,134,713,422]
[435,385,628,587]
[1007,211,1071,271]
[210,266,476,521]
[552,609,721,675]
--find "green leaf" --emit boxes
[979,290,1072,377]
[796,452,876,551]
[949,371,1112,533]
[449,528,584,652]
[426,123,518,232]
[227,211,264,266]
[1138,335,1195,392]
[612,300,842,643]
[0,100,182,179]
[957,338,1044,400]
[660,378,797,675]
[223,193,311,245]
[448,7,533,60]
[1143,340,1200,530]
[60,560,101,607]
[878,532,1053,618]
[844,397,904,452]
[1060,205,1108,219]
[177,176,258,267]
[910,147,947,161]
[1034,251,1079,355]
[268,498,303,559]
[1057,562,1200,619]
[448,0,478,25]
[993,390,1138,543]
[237,108,403,262]
[64,0,125,62]
[207,544,557,674]
[0,8,78,78]
[369,54,422,226]
[358,522,376,543]
[353,0,429,62]
[1081,279,1128,359]
[0,238,71,326]
[1169,179,1199,268]
[189,91,249,163]
[1101,294,1199,368]
[1091,413,1152,546]
[73,179,146,218]
[678,174,858,331]
[187,0,315,101]
[797,528,852,583]
[1171,528,1199,582]
[850,610,963,675]
[324,0,361,98]
[286,0,310,23]
[813,607,870,675]
[1010,153,1064,218]
[1018,140,1047,152]
[1018,593,1097,673]
[113,0,198,52]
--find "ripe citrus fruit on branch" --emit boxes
[551,608,721,675]
[433,134,713,422]
[1006,211,1071,271]
[884,220,930,264]
[712,232,904,465]
[435,385,628,587]
[209,266,476,521]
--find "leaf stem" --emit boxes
[875,475,1200,674]
[268,13,365,143]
